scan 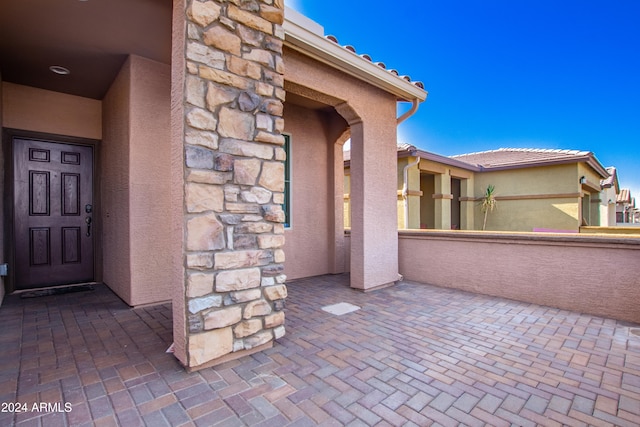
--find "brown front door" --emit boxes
[13,137,94,289]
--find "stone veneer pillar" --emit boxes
[178,0,287,369]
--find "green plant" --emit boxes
[481,185,497,230]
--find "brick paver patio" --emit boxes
[1,274,639,426]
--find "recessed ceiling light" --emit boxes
[49,66,70,75]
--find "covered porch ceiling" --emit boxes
[0,0,172,100]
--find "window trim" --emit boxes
[283,133,292,229]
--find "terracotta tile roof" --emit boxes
[617,188,631,204]
[324,35,425,90]
[451,148,591,168]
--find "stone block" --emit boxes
[260,4,284,25]
[188,327,233,366]
[263,284,287,301]
[215,268,261,292]
[214,154,234,172]
[261,205,285,223]
[243,299,272,319]
[186,183,224,213]
[244,331,273,349]
[243,49,274,68]
[228,4,272,34]
[187,169,230,185]
[218,107,255,140]
[215,250,271,269]
[238,25,264,47]
[264,311,285,328]
[185,145,214,170]
[204,26,241,56]
[259,161,284,192]
[186,75,206,108]
[188,294,223,314]
[188,315,204,333]
[241,187,272,204]
[187,107,218,131]
[260,99,284,116]
[186,253,214,269]
[257,234,285,249]
[187,272,215,298]
[200,65,249,90]
[233,158,261,185]
[206,83,237,110]
[235,221,272,234]
[255,131,284,145]
[233,235,257,250]
[186,213,226,251]
[187,42,225,69]
[226,203,261,214]
[204,306,242,330]
[188,1,221,27]
[273,299,285,311]
[274,249,285,263]
[234,319,262,338]
[238,90,262,112]
[274,326,285,340]
[228,288,262,303]
[186,129,219,150]
[220,139,273,160]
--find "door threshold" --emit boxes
[16,282,100,298]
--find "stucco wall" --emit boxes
[283,104,335,280]
[0,74,4,306]
[128,56,172,305]
[102,59,133,303]
[102,56,172,306]
[399,230,640,324]
[2,82,101,140]
[474,165,581,231]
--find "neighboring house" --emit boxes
[0,1,426,370]
[346,145,613,232]
[600,167,619,227]
[617,189,640,224]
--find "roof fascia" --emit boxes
[283,15,427,102]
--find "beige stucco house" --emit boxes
[346,144,613,232]
[0,1,426,370]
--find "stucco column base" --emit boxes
[184,342,273,373]
[351,280,399,293]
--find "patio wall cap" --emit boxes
[397,229,640,247]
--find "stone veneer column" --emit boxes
[180,0,287,369]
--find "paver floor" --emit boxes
[1,274,639,426]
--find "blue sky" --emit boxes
[287,0,640,198]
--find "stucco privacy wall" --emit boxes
[399,231,640,324]
[284,47,400,290]
[172,0,287,369]
[102,55,173,306]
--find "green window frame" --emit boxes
[283,134,291,228]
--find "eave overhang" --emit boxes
[283,14,427,103]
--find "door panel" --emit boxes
[13,137,94,289]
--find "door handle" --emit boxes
[85,216,92,237]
